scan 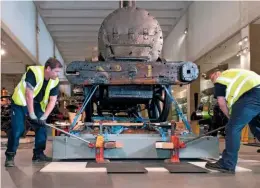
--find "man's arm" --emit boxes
[24,70,37,119]
[214,83,229,118]
[217,96,230,118]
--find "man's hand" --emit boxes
[29,112,38,125]
[38,115,48,126]
[217,96,230,119]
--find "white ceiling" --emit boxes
[34,1,191,64]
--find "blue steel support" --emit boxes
[70,85,99,131]
[163,85,192,133]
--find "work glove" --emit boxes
[28,112,38,125]
[38,115,48,126]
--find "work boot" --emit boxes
[205,161,235,174]
[5,152,15,167]
[32,153,52,163]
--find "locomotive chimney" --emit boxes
[119,0,136,8]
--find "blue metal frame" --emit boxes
[163,85,192,133]
[68,84,192,137]
[70,85,99,131]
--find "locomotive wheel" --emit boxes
[148,85,171,122]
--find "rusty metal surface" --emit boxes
[65,61,199,85]
[98,6,163,62]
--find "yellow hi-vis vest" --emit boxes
[12,66,59,112]
[215,69,260,109]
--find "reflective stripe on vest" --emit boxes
[17,81,27,106]
[33,67,43,96]
[216,69,260,108]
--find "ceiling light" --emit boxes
[243,47,248,54]
[236,47,249,56]
[1,40,6,46]
[1,49,6,56]
[184,28,188,35]
[237,36,248,46]
[202,73,207,78]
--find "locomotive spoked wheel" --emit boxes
[148,85,171,123]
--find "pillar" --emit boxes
[239,22,260,143]
[249,23,260,74]
[187,70,201,121]
[240,26,250,70]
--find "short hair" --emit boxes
[44,57,63,69]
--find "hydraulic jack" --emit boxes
[46,122,122,163]
[156,122,225,163]
[156,86,226,163]
[156,121,186,163]
[88,135,122,163]
[166,122,186,163]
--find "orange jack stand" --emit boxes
[169,135,186,163]
[164,121,186,163]
[95,147,106,163]
[88,135,111,163]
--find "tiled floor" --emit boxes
[1,139,260,188]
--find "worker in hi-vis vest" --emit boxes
[205,68,260,174]
[5,58,63,167]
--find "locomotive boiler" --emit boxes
[65,1,199,123]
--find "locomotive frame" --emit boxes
[51,1,219,160]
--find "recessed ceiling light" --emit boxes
[184,28,188,34]
[1,40,6,46]
[1,49,6,56]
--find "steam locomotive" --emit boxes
[65,1,199,123]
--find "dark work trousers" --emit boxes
[219,87,260,171]
[5,102,47,157]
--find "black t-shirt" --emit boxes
[214,83,226,99]
[25,69,59,103]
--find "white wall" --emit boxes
[1,1,71,96]
[38,13,54,65]
[164,1,260,62]
[163,14,187,61]
[196,33,241,73]
[242,1,260,26]
[54,45,71,96]
[1,63,26,74]
[197,33,241,92]
[187,1,241,61]
[1,1,67,69]
[1,1,37,60]
[55,45,66,79]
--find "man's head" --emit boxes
[209,70,222,83]
[44,57,63,80]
